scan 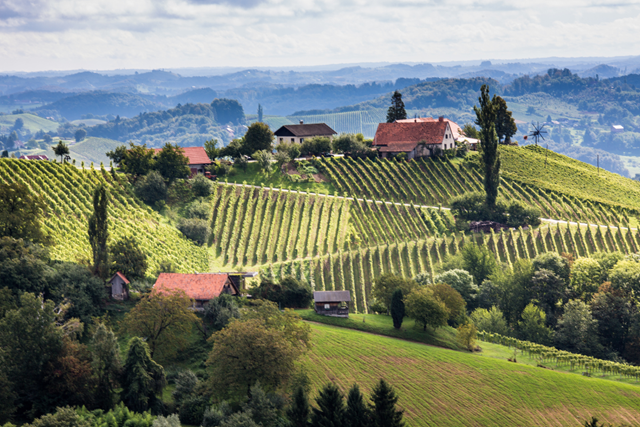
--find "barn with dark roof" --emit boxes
[372,117,457,159]
[273,121,337,145]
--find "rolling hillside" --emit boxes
[0,113,59,133]
[303,323,640,427]
[0,159,208,275]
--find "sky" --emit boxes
[1,0,639,72]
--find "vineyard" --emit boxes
[0,159,209,275]
[208,184,455,269]
[318,155,637,226]
[265,221,640,313]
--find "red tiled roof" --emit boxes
[395,117,462,139]
[152,146,212,166]
[153,273,236,300]
[373,121,449,150]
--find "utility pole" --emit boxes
[597,154,599,175]
[545,144,548,167]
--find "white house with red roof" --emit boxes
[373,117,457,159]
[152,146,212,176]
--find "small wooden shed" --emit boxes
[108,272,130,300]
[314,291,351,318]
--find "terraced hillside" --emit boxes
[0,159,208,275]
[319,149,639,225]
[304,323,640,427]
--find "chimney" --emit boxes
[300,120,304,125]
[414,118,417,122]
[438,116,444,122]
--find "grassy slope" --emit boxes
[0,113,59,132]
[303,323,640,427]
[222,162,335,194]
[500,145,640,209]
[23,137,122,166]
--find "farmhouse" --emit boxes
[314,290,351,318]
[274,121,337,145]
[153,272,256,309]
[108,272,130,300]
[373,117,457,159]
[152,146,211,176]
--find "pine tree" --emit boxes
[369,379,404,427]
[121,337,166,413]
[287,386,310,427]
[346,384,370,427]
[386,91,407,123]
[88,184,109,278]
[473,84,501,210]
[390,289,405,329]
[311,382,345,427]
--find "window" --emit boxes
[324,304,330,310]
[300,138,304,143]
[279,137,283,142]
[291,138,295,143]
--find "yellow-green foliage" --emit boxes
[303,323,640,427]
[0,159,208,275]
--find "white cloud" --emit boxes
[0,0,639,71]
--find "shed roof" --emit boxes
[154,273,237,300]
[395,117,462,139]
[274,123,336,137]
[152,146,211,165]
[314,290,351,302]
[373,120,450,150]
[109,271,130,285]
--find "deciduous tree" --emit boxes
[373,274,417,311]
[91,323,121,410]
[0,183,49,244]
[53,140,69,163]
[122,289,199,360]
[404,288,449,331]
[120,142,154,178]
[242,122,273,155]
[493,96,517,143]
[155,143,190,184]
[121,337,166,413]
[517,303,553,345]
[109,236,148,281]
[74,128,87,142]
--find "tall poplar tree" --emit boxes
[473,85,501,210]
[386,91,407,123]
[88,184,109,278]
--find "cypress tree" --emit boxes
[369,379,404,427]
[88,184,109,278]
[311,382,345,427]
[287,386,310,427]
[346,384,370,427]
[473,84,500,211]
[386,91,407,123]
[390,289,405,330]
[258,104,264,123]
[121,337,166,413]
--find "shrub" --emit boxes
[135,171,167,205]
[457,323,477,351]
[186,199,210,220]
[192,174,213,197]
[506,200,541,227]
[470,306,508,335]
[300,137,331,156]
[177,218,210,245]
[252,276,313,308]
[179,396,209,426]
[153,415,181,427]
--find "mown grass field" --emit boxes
[0,112,59,132]
[222,162,335,194]
[302,323,640,427]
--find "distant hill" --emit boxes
[34,91,164,120]
[0,113,59,133]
